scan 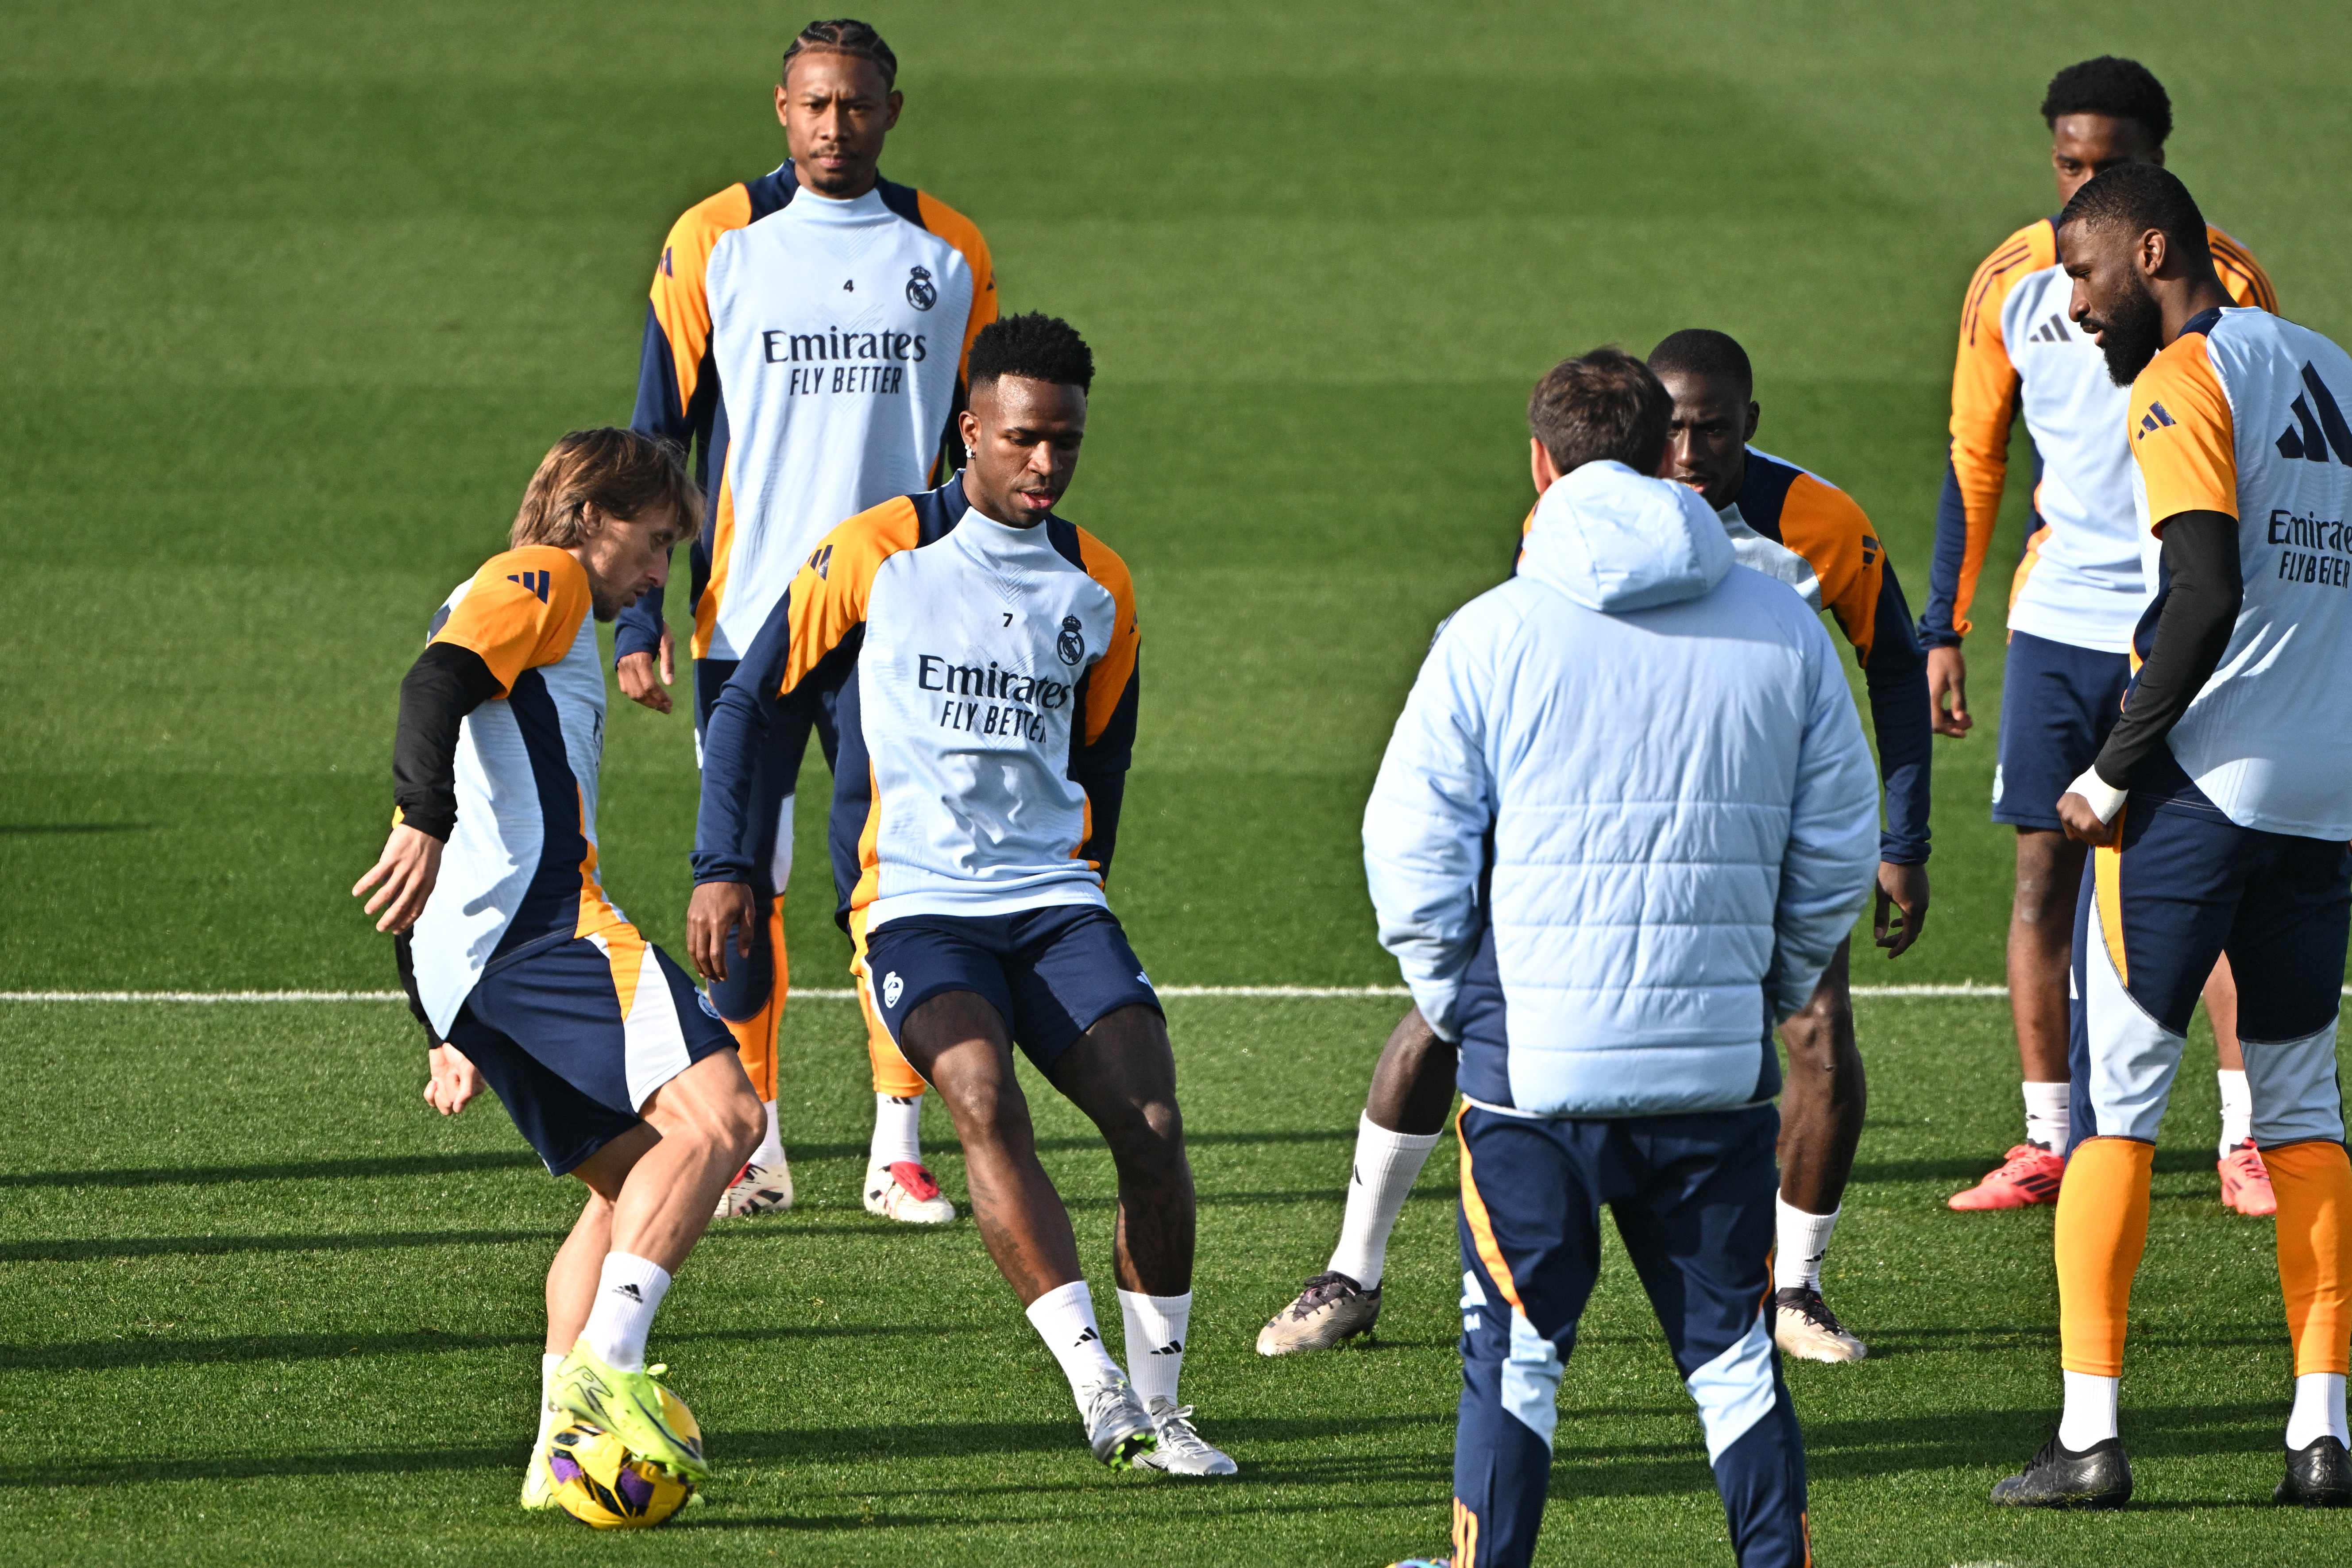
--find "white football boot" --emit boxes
[1077,1373,1157,1469]
[1772,1286,1867,1363]
[1134,1396,1237,1477]
[519,1390,561,1509]
[714,1157,794,1218]
[864,1159,954,1224]
[1256,1271,1381,1355]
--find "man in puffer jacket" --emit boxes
[1367,348,1879,1568]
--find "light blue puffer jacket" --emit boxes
[1363,461,1880,1117]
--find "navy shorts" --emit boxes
[444,930,735,1175]
[1992,630,2130,830]
[864,904,1161,1070]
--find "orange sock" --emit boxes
[2267,1140,2352,1377]
[2056,1137,2155,1377]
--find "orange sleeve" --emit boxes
[1777,474,1885,662]
[431,548,591,694]
[780,499,922,695]
[1074,529,1141,747]
[2208,228,2279,313]
[1943,222,2051,636]
[2130,334,2237,525]
[649,185,754,416]
[917,191,998,380]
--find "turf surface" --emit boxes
[4,2,2351,1563]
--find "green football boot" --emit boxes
[548,1342,709,1482]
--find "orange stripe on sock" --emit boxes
[2056,1136,2154,1377]
[2268,1140,2352,1377]
[1455,1102,1523,1312]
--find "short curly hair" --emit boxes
[2042,56,2171,145]
[2056,162,2210,268]
[1527,347,1672,477]
[1648,328,1754,401]
[782,18,897,89]
[968,313,1096,394]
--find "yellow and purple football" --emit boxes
[545,1410,698,1529]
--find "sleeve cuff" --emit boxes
[2066,765,2128,824]
[1916,622,1963,650]
[1878,837,1931,866]
[613,626,663,664]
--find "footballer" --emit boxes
[689,315,1235,1476]
[616,18,999,1224]
[355,429,763,1506]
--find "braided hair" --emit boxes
[782,18,897,88]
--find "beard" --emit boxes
[2093,279,2165,386]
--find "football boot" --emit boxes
[1256,1271,1381,1355]
[549,1344,708,1483]
[1948,1143,2065,1211]
[713,1157,793,1219]
[864,1160,955,1224]
[1772,1286,1867,1363]
[1133,1397,1238,1477]
[1991,1431,2132,1508]
[1076,1373,1157,1469]
[2276,1434,2352,1507]
[2218,1140,2278,1217]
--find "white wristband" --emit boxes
[2066,765,2128,825]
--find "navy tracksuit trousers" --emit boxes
[1451,1101,1809,1568]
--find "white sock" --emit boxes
[2286,1371,2349,1449]
[534,1351,564,1449]
[1773,1196,1840,1293]
[581,1252,670,1373]
[1326,1113,1442,1290]
[751,1098,784,1169]
[869,1092,923,1169]
[2216,1069,2252,1156]
[1024,1279,1123,1403]
[2058,1370,2120,1449]
[2023,1081,2071,1153]
[1119,1289,1192,1410]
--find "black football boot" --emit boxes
[2275,1435,2352,1507]
[1990,1430,2133,1508]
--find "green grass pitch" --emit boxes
[4,3,2350,1563]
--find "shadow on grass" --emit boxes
[0,1320,937,1374]
[1853,1146,2241,1187]
[6,1220,951,1263]
[0,1127,1353,1192]
[0,823,156,834]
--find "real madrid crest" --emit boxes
[1057,615,1085,666]
[906,265,937,311]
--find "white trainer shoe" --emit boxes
[864,1159,954,1224]
[1077,1373,1157,1469]
[1134,1396,1237,1476]
[1772,1286,1867,1362]
[714,1157,793,1218]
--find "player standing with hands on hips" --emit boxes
[1993,163,2352,1510]
[618,18,997,1223]
[1367,350,1880,1566]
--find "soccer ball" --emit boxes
[545,1410,699,1529]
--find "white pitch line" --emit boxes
[5,984,2341,1004]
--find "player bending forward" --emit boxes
[1372,349,1879,1567]
[354,429,763,1506]
[1260,330,1931,1366]
[1994,164,2352,1509]
[689,314,1234,1476]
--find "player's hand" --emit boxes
[1927,645,1970,737]
[2058,791,2122,847]
[1873,861,1929,958]
[424,1043,481,1115]
[688,879,757,983]
[617,624,676,714]
[353,824,444,934]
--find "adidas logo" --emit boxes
[1075,1326,1100,1346]
[1151,1340,1183,1356]
[2137,401,2176,440]
[2028,312,2071,344]
[616,1282,643,1302]
[505,568,552,602]
[2276,363,2352,466]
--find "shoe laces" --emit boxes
[1996,1143,2057,1176]
[1079,1375,1140,1431]
[1287,1271,1363,1316]
[1145,1398,1217,1457]
[887,1160,942,1201]
[1775,1287,1847,1335]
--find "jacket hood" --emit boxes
[1519,460,1734,613]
